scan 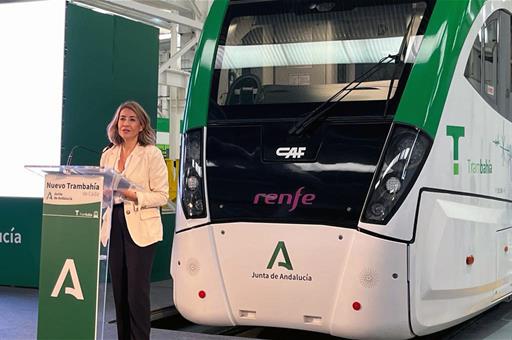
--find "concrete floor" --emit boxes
[0,281,238,340]
[2,282,512,339]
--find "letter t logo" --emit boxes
[446,125,465,175]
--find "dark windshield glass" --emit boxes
[211,0,429,115]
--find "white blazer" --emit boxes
[100,144,169,247]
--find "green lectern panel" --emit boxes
[37,174,103,340]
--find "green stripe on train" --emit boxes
[182,0,229,131]
[394,0,485,138]
[184,0,487,137]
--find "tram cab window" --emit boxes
[464,32,482,93]
[465,10,512,120]
[213,1,428,111]
[483,19,498,105]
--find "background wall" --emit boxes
[0,2,172,287]
[62,3,159,165]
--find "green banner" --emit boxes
[37,174,103,340]
[0,197,42,287]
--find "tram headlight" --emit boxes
[362,124,432,224]
[180,129,207,218]
[186,176,200,190]
[385,176,401,194]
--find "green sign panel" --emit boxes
[0,197,42,287]
[37,174,103,340]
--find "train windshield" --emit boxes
[211,0,430,119]
[204,0,434,227]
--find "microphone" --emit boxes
[102,143,114,153]
[66,145,102,166]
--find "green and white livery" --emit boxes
[171,0,512,338]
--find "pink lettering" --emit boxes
[252,187,315,211]
[302,194,315,205]
[278,193,292,204]
[264,194,278,204]
[253,193,266,204]
[289,187,304,212]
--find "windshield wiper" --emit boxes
[289,54,398,136]
[383,15,418,116]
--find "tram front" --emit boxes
[172,0,434,338]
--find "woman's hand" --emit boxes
[118,189,138,203]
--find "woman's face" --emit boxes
[117,107,143,142]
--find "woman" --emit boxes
[100,101,169,340]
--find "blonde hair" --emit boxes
[107,101,156,146]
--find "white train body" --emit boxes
[172,0,512,338]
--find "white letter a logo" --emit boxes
[50,259,84,300]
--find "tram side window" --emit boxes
[482,19,498,103]
[464,10,512,120]
[464,32,481,91]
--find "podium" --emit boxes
[26,165,137,340]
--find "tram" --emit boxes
[171,0,512,338]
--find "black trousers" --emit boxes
[109,204,156,340]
